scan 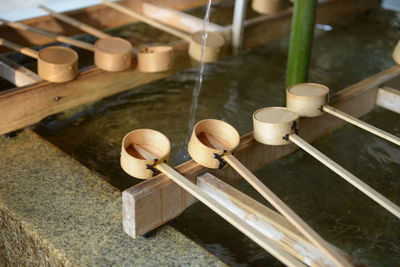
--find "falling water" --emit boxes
[184,0,213,149]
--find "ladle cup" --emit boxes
[188,118,350,267]
[39,5,132,72]
[252,0,289,14]
[253,106,400,220]
[0,37,77,82]
[137,46,173,73]
[120,128,303,267]
[0,18,131,72]
[286,83,400,146]
[100,0,225,63]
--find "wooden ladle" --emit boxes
[120,128,304,267]
[0,18,130,72]
[253,106,400,220]
[188,118,350,267]
[100,0,225,63]
[0,37,77,82]
[39,5,132,72]
[286,83,400,146]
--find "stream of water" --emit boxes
[184,0,213,159]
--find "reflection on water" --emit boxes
[35,9,400,266]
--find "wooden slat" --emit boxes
[141,2,226,34]
[122,65,400,238]
[197,173,358,267]
[376,86,400,114]
[0,57,40,87]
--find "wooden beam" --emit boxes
[197,173,358,267]
[122,65,400,238]
[376,86,400,114]
[0,56,40,87]
[0,44,190,135]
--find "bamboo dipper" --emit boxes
[286,83,400,146]
[252,0,289,14]
[0,37,77,82]
[99,0,225,63]
[187,119,350,267]
[39,5,132,72]
[0,18,130,72]
[38,5,171,73]
[120,129,305,267]
[253,106,400,220]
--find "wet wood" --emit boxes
[376,86,400,114]
[0,57,40,87]
[122,65,400,238]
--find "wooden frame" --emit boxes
[122,65,400,237]
[0,0,378,136]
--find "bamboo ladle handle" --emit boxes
[133,144,304,267]
[289,134,400,219]
[0,37,38,59]
[38,5,111,39]
[204,133,351,267]
[99,0,191,42]
[323,105,400,146]
[0,18,95,51]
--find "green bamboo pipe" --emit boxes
[285,0,317,89]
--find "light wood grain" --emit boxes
[289,134,400,219]
[323,105,400,146]
[376,86,400,114]
[141,2,226,34]
[0,56,41,87]
[100,0,191,41]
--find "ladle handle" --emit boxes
[156,163,305,267]
[99,0,191,41]
[0,37,38,59]
[39,5,111,39]
[223,153,351,267]
[289,134,400,219]
[323,105,400,146]
[0,18,95,51]
[133,144,303,266]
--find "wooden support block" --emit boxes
[122,65,400,238]
[376,86,400,114]
[197,173,358,267]
[0,56,40,87]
